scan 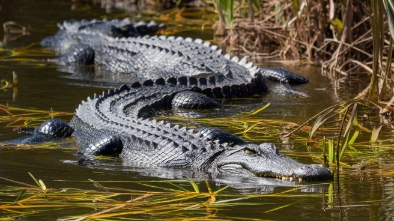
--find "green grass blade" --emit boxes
[38,180,47,191]
[247,103,270,117]
[328,139,334,163]
[264,202,297,213]
[189,180,199,193]
[213,186,229,194]
[348,130,359,145]
[28,172,42,189]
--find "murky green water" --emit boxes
[0,0,393,220]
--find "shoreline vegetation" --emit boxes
[210,0,394,103]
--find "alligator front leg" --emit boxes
[259,68,310,96]
[260,67,309,84]
[55,44,95,65]
[72,127,123,156]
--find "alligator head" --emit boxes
[212,143,331,181]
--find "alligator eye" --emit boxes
[244,148,257,155]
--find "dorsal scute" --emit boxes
[194,38,203,44]
[119,84,130,92]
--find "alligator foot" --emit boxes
[261,67,309,84]
[73,128,123,156]
[5,118,73,144]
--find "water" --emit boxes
[0,0,393,220]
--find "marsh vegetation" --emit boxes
[1,0,394,220]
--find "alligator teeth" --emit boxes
[210,45,218,50]
[185,37,193,42]
[176,36,184,41]
[216,49,222,54]
[224,54,230,60]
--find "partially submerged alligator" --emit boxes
[7,19,331,181]
[41,18,309,93]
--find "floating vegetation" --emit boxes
[0,173,328,220]
[0,103,73,129]
[1,21,56,66]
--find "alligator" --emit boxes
[41,18,309,94]
[5,19,332,181]
[8,83,331,181]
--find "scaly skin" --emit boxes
[66,83,331,181]
[42,19,308,95]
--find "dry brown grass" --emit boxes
[214,0,392,80]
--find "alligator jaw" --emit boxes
[214,143,332,181]
[217,163,331,182]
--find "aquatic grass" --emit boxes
[157,100,394,169]
[0,103,73,129]
[285,99,387,138]
[0,173,329,220]
[280,98,394,168]
[27,172,47,191]
[0,41,51,63]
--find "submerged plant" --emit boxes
[0,103,72,129]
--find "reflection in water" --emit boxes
[1,21,29,47]
[58,65,139,84]
[64,157,329,194]
[92,0,146,13]
[0,71,18,101]
[381,180,394,219]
